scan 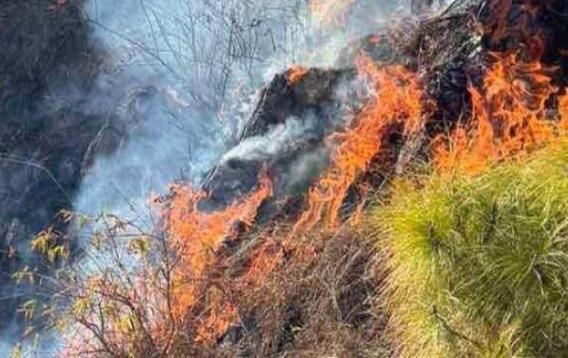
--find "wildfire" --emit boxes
[484,0,546,61]
[433,53,562,174]
[560,93,568,131]
[194,289,237,344]
[58,1,568,355]
[292,53,425,235]
[59,171,272,355]
[484,0,513,43]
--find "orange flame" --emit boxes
[194,290,237,344]
[484,0,547,61]
[165,171,272,321]
[292,54,425,235]
[560,93,568,131]
[287,65,309,85]
[61,2,568,351]
[484,0,513,44]
[190,232,319,345]
[433,53,560,174]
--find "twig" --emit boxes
[0,154,72,204]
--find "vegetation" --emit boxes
[6,1,567,356]
[30,139,568,358]
[20,218,391,357]
[210,233,391,357]
[372,140,568,357]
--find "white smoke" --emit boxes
[75,0,407,220]
[222,116,321,163]
[74,0,319,224]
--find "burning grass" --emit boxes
[433,52,566,175]
[372,140,568,357]
[292,54,426,235]
[39,215,389,357]
[164,170,272,327]
[210,232,391,357]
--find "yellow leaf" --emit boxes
[72,297,89,317]
[10,344,22,358]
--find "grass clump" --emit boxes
[372,141,568,358]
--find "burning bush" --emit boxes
[31,209,389,357]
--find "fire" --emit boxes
[194,290,237,344]
[560,93,568,131]
[433,53,561,174]
[292,54,425,235]
[60,168,271,355]
[59,1,568,354]
[241,240,286,287]
[484,0,513,44]
[309,0,355,27]
[287,65,309,85]
[165,170,272,321]
[192,240,284,346]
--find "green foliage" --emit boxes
[372,141,568,357]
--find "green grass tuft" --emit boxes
[371,141,568,357]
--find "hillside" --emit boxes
[1,0,567,357]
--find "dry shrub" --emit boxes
[209,231,391,358]
[40,208,390,358]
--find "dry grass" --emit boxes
[190,231,392,357]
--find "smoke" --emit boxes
[223,116,323,162]
[74,0,322,224]
[0,0,413,354]
[74,0,406,221]
[292,0,411,69]
[70,0,456,225]
[71,76,217,223]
